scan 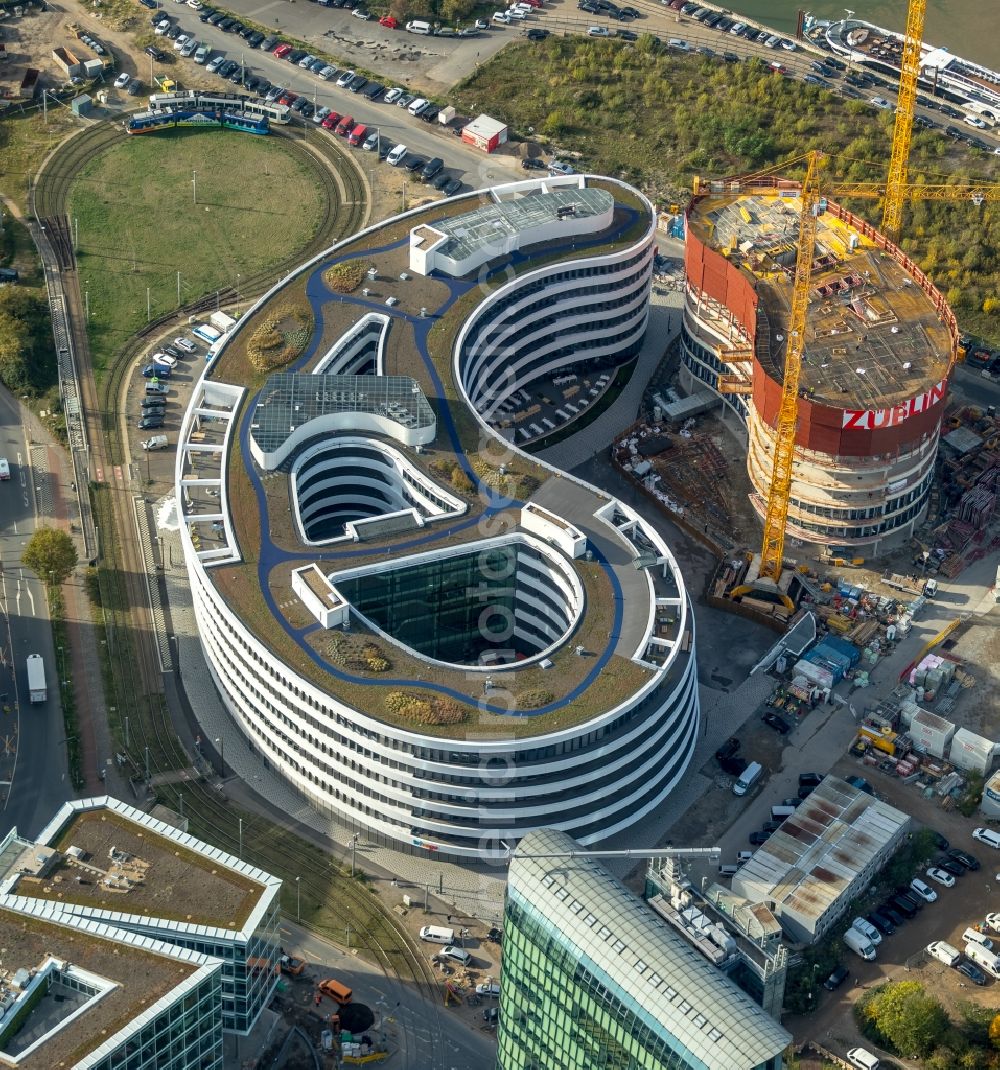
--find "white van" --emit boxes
[847,1049,880,1070]
[718,864,740,877]
[406,19,432,33]
[770,805,796,820]
[387,144,408,167]
[419,925,456,945]
[844,927,876,961]
[963,927,993,950]
[926,940,960,966]
[732,761,762,797]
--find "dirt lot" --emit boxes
[0,4,102,99]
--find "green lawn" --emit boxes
[68,129,327,374]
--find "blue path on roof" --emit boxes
[233,202,643,716]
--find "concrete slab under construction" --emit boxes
[688,192,951,411]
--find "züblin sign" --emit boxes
[841,380,946,431]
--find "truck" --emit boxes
[844,926,876,961]
[26,655,46,703]
[279,955,306,977]
[880,572,922,595]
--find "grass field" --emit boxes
[68,129,327,375]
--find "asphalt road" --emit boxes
[277,921,499,1070]
[0,388,72,841]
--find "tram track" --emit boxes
[30,114,449,1017]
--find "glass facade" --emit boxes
[125,899,280,1034]
[91,973,223,1070]
[497,897,782,1070]
[336,545,565,664]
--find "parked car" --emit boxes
[935,857,963,878]
[127,79,144,96]
[748,830,770,845]
[762,712,790,735]
[851,917,882,946]
[421,157,444,181]
[925,866,955,888]
[893,887,922,911]
[715,737,739,763]
[476,981,501,997]
[910,878,938,904]
[138,414,165,430]
[114,72,130,89]
[887,894,918,919]
[866,911,895,936]
[879,904,906,928]
[720,755,748,778]
[799,772,823,787]
[823,964,849,991]
[142,364,172,378]
[440,177,463,196]
[956,959,987,985]
[948,848,980,870]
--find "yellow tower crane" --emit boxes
[882,0,926,243]
[729,159,1000,607]
[729,0,1000,609]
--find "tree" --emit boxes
[862,981,948,1059]
[22,526,78,587]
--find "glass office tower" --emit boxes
[497,829,790,1070]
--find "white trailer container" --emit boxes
[949,728,995,775]
[910,709,955,758]
[965,942,1000,979]
[26,654,46,703]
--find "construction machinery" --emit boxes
[728,0,1000,610]
[279,955,306,977]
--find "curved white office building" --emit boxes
[177,176,700,860]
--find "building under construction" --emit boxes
[680,173,959,553]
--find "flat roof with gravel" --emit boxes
[6,798,277,932]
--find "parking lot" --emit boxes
[127,327,207,493]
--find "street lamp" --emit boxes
[350,833,360,877]
[215,735,224,777]
[192,169,197,205]
[296,875,301,921]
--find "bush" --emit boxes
[517,688,554,709]
[450,467,474,494]
[323,259,371,294]
[247,302,313,372]
[385,690,467,725]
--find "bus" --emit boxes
[147,90,290,125]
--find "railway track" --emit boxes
[31,117,448,1018]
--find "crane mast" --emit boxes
[756,151,823,585]
[882,0,927,242]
